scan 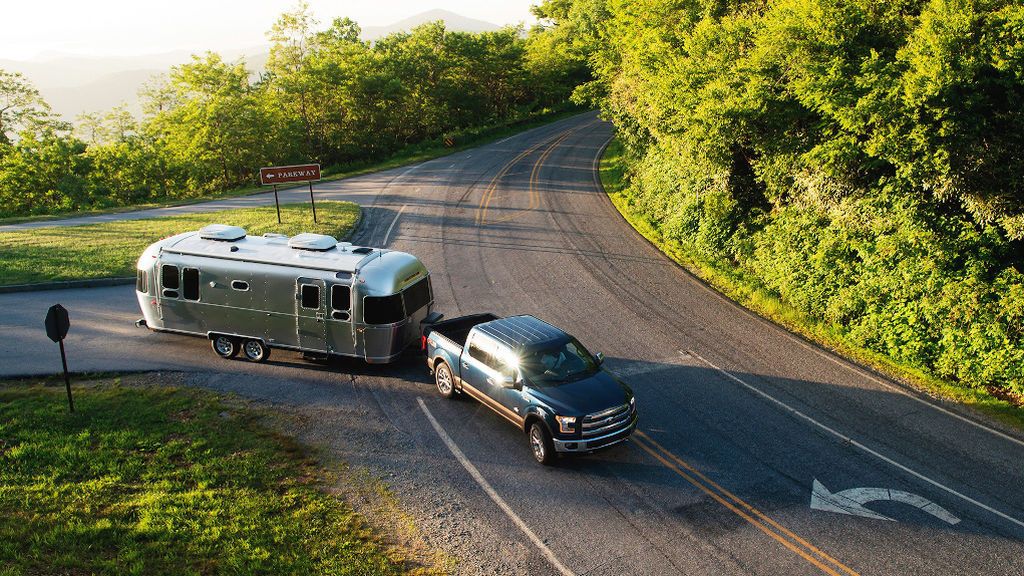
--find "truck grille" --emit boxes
[582,403,633,438]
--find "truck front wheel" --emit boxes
[529,422,555,465]
[434,361,455,399]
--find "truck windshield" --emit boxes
[519,338,599,384]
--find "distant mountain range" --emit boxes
[0,9,502,122]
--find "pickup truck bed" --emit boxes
[424,313,499,348]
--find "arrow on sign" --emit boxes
[811,479,960,525]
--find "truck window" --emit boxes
[402,277,431,314]
[331,285,351,320]
[468,336,501,371]
[136,269,147,293]
[363,294,404,324]
[300,284,320,309]
[182,268,200,301]
[161,264,179,297]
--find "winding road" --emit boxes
[3,112,1024,575]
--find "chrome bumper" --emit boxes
[553,414,637,453]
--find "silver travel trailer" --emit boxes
[135,224,433,364]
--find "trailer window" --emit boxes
[136,269,147,293]
[161,265,179,289]
[161,265,179,297]
[402,277,431,314]
[300,284,320,309]
[363,294,404,324]
[331,285,351,320]
[182,268,200,301]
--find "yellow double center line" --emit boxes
[476,120,598,226]
[633,431,860,576]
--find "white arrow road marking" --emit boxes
[687,350,1024,531]
[811,479,961,525]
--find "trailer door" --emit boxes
[295,277,327,352]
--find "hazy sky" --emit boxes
[2,1,538,60]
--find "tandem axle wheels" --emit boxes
[210,335,270,363]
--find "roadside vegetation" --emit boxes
[0,201,358,286]
[0,375,422,575]
[0,3,585,219]
[548,0,1024,400]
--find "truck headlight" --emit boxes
[555,415,577,434]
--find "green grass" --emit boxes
[0,105,583,226]
[600,137,1024,431]
[0,201,359,287]
[0,376,411,576]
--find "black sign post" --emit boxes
[273,184,281,224]
[44,304,74,413]
[309,181,318,224]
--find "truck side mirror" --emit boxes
[594,352,605,365]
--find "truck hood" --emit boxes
[525,369,632,417]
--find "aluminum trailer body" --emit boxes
[135,224,432,363]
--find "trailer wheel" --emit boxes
[242,339,270,363]
[434,361,455,399]
[211,335,239,359]
[529,422,555,466]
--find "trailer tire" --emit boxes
[434,361,455,399]
[529,422,555,466]
[211,335,239,359]
[242,339,270,363]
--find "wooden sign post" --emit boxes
[258,164,322,224]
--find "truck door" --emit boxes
[463,335,524,426]
[462,334,495,395]
[295,277,327,352]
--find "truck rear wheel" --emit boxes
[434,361,455,399]
[242,339,270,363]
[529,422,555,465]
[212,335,239,359]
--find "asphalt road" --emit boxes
[3,112,1024,575]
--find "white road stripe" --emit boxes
[417,398,576,576]
[382,204,407,246]
[788,336,1024,449]
[687,349,1024,532]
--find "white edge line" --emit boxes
[382,204,407,246]
[686,349,1024,532]
[417,398,576,576]
[792,336,1024,449]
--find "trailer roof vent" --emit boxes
[351,247,374,255]
[288,233,338,251]
[199,224,247,242]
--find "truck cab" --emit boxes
[424,314,637,464]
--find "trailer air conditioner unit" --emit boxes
[288,233,338,251]
[199,224,247,242]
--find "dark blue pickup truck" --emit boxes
[423,314,637,464]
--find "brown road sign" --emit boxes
[259,164,321,185]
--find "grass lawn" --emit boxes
[600,137,1024,431]
[0,201,359,287]
[0,106,583,227]
[0,375,415,576]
